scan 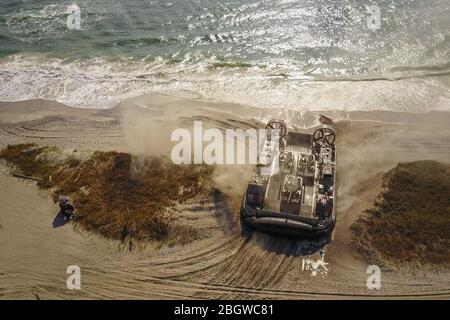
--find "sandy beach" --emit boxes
[0,95,449,299]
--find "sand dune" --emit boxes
[1,96,449,299]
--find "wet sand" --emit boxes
[0,95,449,299]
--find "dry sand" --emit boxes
[0,95,449,299]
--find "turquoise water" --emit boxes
[0,0,449,110]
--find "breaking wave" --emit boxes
[0,53,449,112]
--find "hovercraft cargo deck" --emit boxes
[241,118,337,238]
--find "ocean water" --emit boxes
[0,0,449,110]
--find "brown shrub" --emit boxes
[0,144,213,244]
[351,161,450,267]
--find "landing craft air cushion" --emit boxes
[241,117,337,238]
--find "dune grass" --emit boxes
[351,161,450,267]
[0,143,213,245]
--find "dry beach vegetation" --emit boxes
[0,143,214,245]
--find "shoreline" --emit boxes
[2,95,450,114]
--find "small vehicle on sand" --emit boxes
[59,195,75,221]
